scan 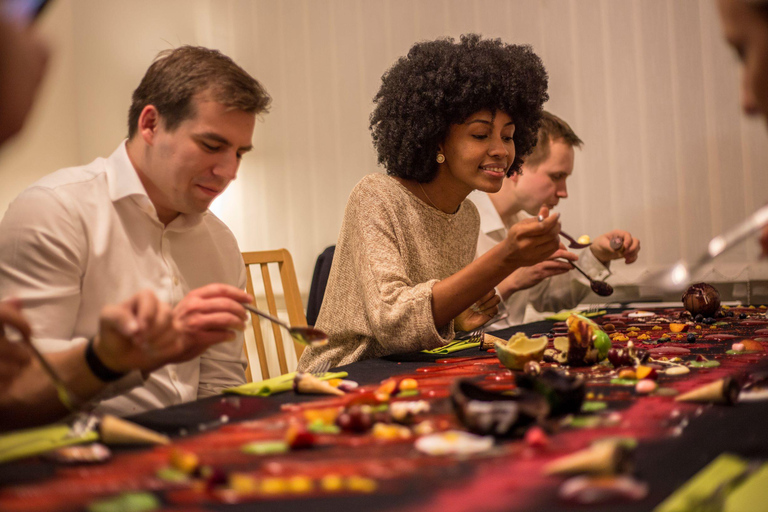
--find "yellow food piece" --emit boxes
[627,331,638,337]
[321,475,344,492]
[288,476,313,493]
[399,378,418,391]
[261,477,288,494]
[169,448,199,474]
[637,334,650,341]
[652,326,662,331]
[495,333,548,370]
[669,323,687,333]
[626,327,640,332]
[303,407,341,425]
[347,476,378,493]
[229,473,259,494]
[577,235,591,244]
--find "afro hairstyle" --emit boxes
[370,34,549,183]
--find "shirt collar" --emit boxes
[105,140,206,230]
[468,190,506,235]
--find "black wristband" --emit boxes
[85,337,126,382]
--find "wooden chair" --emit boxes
[242,249,307,381]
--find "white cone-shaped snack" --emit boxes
[675,377,739,405]
[294,373,345,396]
[99,415,170,445]
[544,441,628,476]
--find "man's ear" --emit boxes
[137,105,161,145]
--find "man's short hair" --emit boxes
[524,111,583,168]
[128,46,271,138]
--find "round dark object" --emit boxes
[686,333,696,343]
[591,280,614,297]
[682,283,721,317]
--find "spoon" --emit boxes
[535,214,591,249]
[567,261,614,296]
[642,203,768,292]
[243,304,329,347]
[560,230,592,249]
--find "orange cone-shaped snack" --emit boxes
[544,441,630,476]
[99,415,170,445]
[293,373,345,396]
[675,377,740,405]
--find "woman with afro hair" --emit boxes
[298,34,560,372]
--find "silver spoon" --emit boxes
[642,204,768,292]
[243,304,329,347]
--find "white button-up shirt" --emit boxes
[469,191,610,328]
[0,142,247,416]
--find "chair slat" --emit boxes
[241,249,308,381]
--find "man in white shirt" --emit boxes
[0,46,272,417]
[471,112,641,328]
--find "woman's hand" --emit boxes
[503,206,561,269]
[454,289,500,332]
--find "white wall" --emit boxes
[2,0,767,297]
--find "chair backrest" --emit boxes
[242,249,307,381]
[306,245,335,326]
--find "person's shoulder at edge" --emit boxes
[24,156,108,192]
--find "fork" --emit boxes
[467,327,485,345]
[8,325,80,411]
[311,361,331,378]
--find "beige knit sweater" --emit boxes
[297,173,480,372]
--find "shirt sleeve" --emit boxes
[525,248,611,313]
[0,187,86,352]
[196,260,248,398]
[349,187,453,354]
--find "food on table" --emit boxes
[517,368,585,416]
[559,475,648,504]
[293,372,345,396]
[548,314,612,366]
[682,282,721,317]
[480,332,506,350]
[544,439,634,476]
[45,443,111,464]
[675,377,741,405]
[494,332,547,370]
[414,431,494,456]
[450,379,548,437]
[87,492,160,512]
[99,415,170,445]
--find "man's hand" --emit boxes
[590,229,641,264]
[454,290,500,332]
[503,206,562,268]
[94,289,177,374]
[171,283,251,356]
[94,285,252,375]
[0,299,32,387]
[498,244,577,297]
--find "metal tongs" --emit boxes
[642,204,768,292]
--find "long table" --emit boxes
[2,311,768,511]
